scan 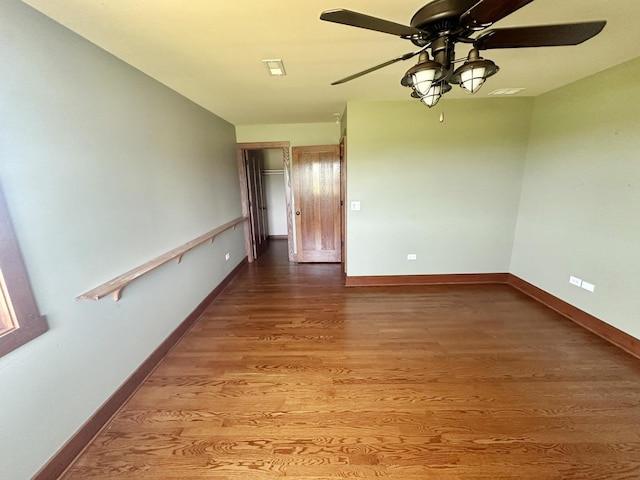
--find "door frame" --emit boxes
[236,141,293,262]
[340,135,347,275]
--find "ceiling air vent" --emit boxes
[489,88,525,96]
[262,59,286,76]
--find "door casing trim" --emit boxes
[236,142,293,262]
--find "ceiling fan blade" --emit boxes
[320,9,423,38]
[461,0,535,30]
[331,50,424,85]
[474,21,606,49]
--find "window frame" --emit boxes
[0,188,47,357]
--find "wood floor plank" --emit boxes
[61,240,640,479]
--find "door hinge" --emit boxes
[340,200,344,206]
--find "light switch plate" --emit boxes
[350,201,361,211]
[569,276,582,287]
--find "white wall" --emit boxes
[264,173,287,236]
[345,98,533,277]
[511,57,640,339]
[263,149,287,236]
[0,2,244,478]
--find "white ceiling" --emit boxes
[21,0,640,125]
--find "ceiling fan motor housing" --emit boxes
[410,0,480,37]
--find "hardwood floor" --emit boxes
[62,240,640,479]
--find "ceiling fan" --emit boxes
[320,0,606,107]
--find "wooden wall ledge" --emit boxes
[77,217,247,302]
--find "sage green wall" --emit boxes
[346,98,533,277]
[0,2,244,478]
[235,122,340,147]
[511,57,640,339]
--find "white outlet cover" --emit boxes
[581,281,595,292]
[569,276,582,287]
[407,254,417,260]
[350,201,361,211]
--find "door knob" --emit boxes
[296,211,300,215]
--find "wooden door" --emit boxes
[292,145,341,263]
[244,150,268,259]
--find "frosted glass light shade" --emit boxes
[460,66,487,94]
[420,82,443,107]
[411,68,437,96]
[402,52,447,98]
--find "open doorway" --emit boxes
[236,141,293,262]
[262,149,288,240]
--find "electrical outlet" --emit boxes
[225,253,230,261]
[569,276,582,287]
[407,254,417,260]
[581,281,595,292]
[350,201,361,211]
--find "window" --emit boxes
[0,188,47,357]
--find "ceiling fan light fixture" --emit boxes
[412,70,438,96]
[322,2,606,107]
[420,80,452,108]
[450,49,499,94]
[402,52,447,97]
